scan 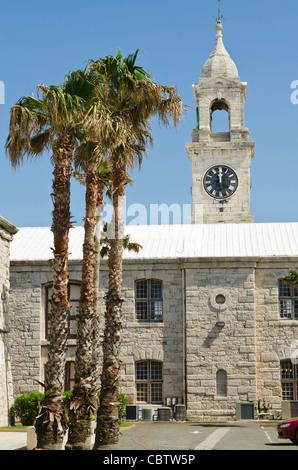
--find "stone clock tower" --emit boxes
[186,20,255,224]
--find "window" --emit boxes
[45,283,80,339]
[65,361,75,391]
[279,280,298,320]
[135,361,163,403]
[216,370,227,397]
[135,280,163,322]
[281,360,298,400]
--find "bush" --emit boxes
[12,392,44,426]
[96,392,127,423]
[118,393,127,423]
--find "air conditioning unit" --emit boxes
[282,401,298,419]
[142,408,154,421]
[126,405,139,420]
[157,407,171,421]
[174,404,186,421]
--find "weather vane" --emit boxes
[216,0,224,23]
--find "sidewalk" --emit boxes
[0,429,27,450]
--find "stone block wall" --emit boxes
[8,262,83,397]
[0,219,17,427]
[185,260,258,421]
[7,254,298,422]
[255,260,298,415]
[8,259,184,407]
[119,261,184,403]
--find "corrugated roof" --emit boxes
[10,223,298,262]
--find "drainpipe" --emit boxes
[181,266,187,408]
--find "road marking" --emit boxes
[261,426,273,443]
[194,427,231,450]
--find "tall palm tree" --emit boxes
[65,139,113,449]
[91,50,184,448]
[5,71,95,449]
[67,143,140,448]
[66,151,101,450]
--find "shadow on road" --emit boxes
[265,442,298,448]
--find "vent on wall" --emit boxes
[236,402,255,420]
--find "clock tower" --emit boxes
[186,19,255,224]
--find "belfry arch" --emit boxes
[210,98,230,133]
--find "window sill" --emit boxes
[41,339,77,346]
[125,322,164,328]
[278,320,298,326]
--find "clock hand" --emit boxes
[218,167,223,184]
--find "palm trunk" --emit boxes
[35,135,73,450]
[92,179,105,392]
[66,164,99,450]
[94,160,125,448]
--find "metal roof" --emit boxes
[10,223,298,262]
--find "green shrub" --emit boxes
[12,392,44,426]
[118,393,127,423]
[96,392,127,423]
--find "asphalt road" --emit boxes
[101,421,297,452]
[0,421,297,452]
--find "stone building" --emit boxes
[0,216,18,426]
[5,20,298,422]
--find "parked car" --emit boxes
[277,417,298,444]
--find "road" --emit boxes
[0,421,297,451]
[111,421,297,451]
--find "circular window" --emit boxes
[215,294,226,305]
[210,290,230,312]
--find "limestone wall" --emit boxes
[8,259,184,405]
[185,260,257,421]
[119,262,184,403]
[0,220,17,427]
[7,255,298,422]
[255,260,298,414]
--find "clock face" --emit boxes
[203,165,238,200]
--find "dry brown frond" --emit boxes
[6,104,42,168]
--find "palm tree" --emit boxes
[66,151,101,449]
[91,50,183,448]
[67,148,140,449]
[65,139,114,449]
[5,70,95,449]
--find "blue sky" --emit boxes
[0,0,297,227]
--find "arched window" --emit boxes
[135,360,163,403]
[280,360,298,400]
[210,99,230,133]
[216,369,227,397]
[135,279,163,322]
